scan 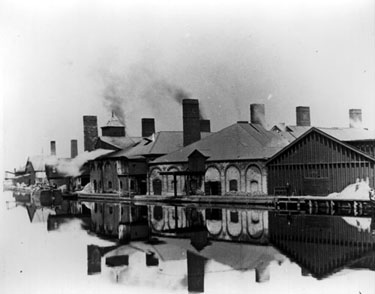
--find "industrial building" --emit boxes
[267,108,375,195]
[89,114,211,196]
[149,102,294,196]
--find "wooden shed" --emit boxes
[267,128,375,196]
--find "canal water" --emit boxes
[1,191,374,294]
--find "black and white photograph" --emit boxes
[1,0,374,293]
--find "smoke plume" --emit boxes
[45,149,112,177]
[99,65,206,127]
[102,75,127,125]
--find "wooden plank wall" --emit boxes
[268,132,375,195]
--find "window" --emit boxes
[230,211,239,223]
[108,181,112,189]
[109,206,113,214]
[206,208,222,221]
[153,206,163,221]
[120,181,123,190]
[229,180,238,191]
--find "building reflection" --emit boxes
[269,212,375,279]
[79,202,375,293]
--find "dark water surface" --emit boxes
[1,191,374,294]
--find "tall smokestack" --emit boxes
[250,104,266,126]
[296,106,311,126]
[183,99,201,146]
[87,245,101,275]
[200,119,211,132]
[349,109,362,128]
[187,251,206,293]
[71,139,78,158]
[50,141,56,156]
[141,118,155,137]
[83,116,98,152]
[255,264,270,283]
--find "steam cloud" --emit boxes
[45,149,112,177]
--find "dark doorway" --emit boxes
[139,179,147,195]
[153,179,162,195]
[204,181,221,195]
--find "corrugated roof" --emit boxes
[98,136,140,149]
[105,131,211,159]
[151,123,292,164]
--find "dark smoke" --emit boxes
[174,89,206,119]
[99,65,206,124]
[102,75,126,125]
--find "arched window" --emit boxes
[226,166,240,193]
[250,180,259,193]
[230,211,239,223]
[153,206,163,221]
[153,179,162,195]
[246,165,262,194]
[205,167,221,195]
[229,179,238,191]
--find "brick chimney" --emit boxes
[141,118,155,137]
[71,139,78,158]
[296,106,311,126]
[183,99,201,146]
[187,251,206,293]
[83,116,98,152]
[50,141,56,156]
[250,104,266,127]
[349,109,362,128]
[200,119,211,132]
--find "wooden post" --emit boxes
[174,174,177,197]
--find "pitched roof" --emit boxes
[27,155,47,171]
[318,127,375,141]
[104,131,211,159]
[159,238,284,271]
[267,127,375,164]
[102,113,124,127]
[151,123,292,164]
[97,136,140,150]
[277,125,375,141]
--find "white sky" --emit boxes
[1,0,374,171]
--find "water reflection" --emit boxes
[9,193,375,293]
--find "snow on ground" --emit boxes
[326,180,372,200]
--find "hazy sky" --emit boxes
[1,0,374,171]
